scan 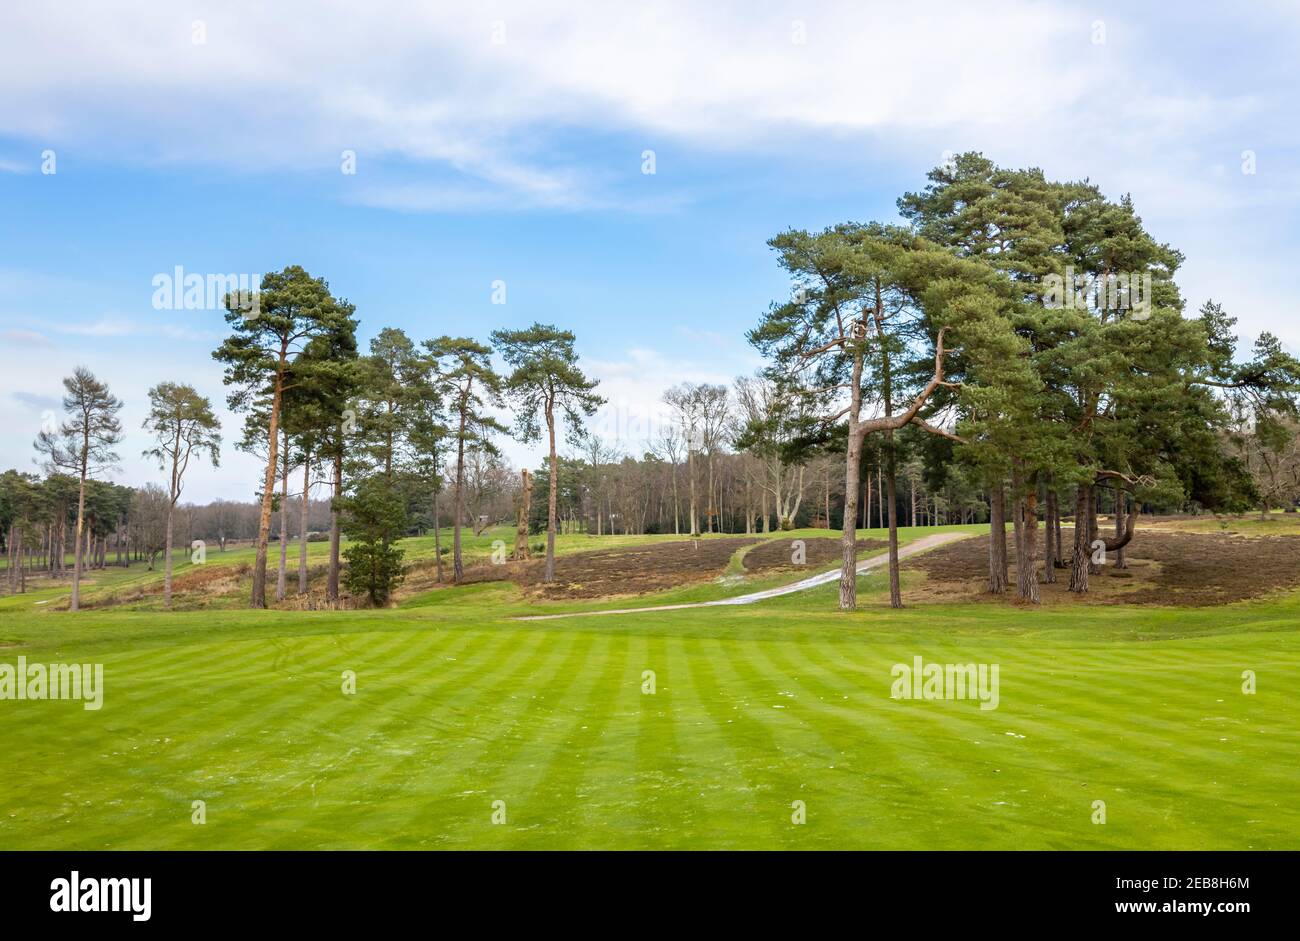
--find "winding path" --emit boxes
[514,531,971,621]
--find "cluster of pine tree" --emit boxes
[751,153,1300,607]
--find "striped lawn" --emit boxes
[1,570,1298,849]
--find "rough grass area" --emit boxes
[904,528,1300,606]
[450,536,761,598]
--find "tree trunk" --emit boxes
[433,485,443,583]
[671,463,680,535]
[1114,482,1128,569]
[1088,486,1102,574]
[277,429,289,603]
[1069,483,1091,593]
[839,349,864,610]
[885,430,901,608]
[706,453,715,534]
[69,441,89,611]
[163,503,174,608]
[299,455,310,594]
[873,464,881,529]
[545,405,558,582]
[687,445,699,536]
[251,361,285,608]
[823,470,830,530]
[988,484,1007,593]
[327,452,342,602]
[1043,482,1058,584]
[453,397,467,584]
[1016,477,1040,604]
[864,470,872,531]
[516,468,533,560]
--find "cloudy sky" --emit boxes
[2,1,1298,502]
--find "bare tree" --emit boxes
[34,367,124,611]
[142,382,221,608]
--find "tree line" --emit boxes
[5,154,1299,612]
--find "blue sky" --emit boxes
[2,1,1299,501]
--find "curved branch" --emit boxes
[910,415,965,443]
[856,328,950,438]
[1093,469,1155,490]
[1102,498,1137,551]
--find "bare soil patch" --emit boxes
[902,529,1300,606]
[742,537,888,573]
[409,537,761,600]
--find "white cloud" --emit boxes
[2,0,1285,215]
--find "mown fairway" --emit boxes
[3,536,1298,850]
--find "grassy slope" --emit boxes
[1,524,1297,849]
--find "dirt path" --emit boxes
[514,531,972,621]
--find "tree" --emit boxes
[33,367,124,611]
[340,475,406,606]
[130,484,171,570]
[406,364,449,583]
[292,328,362,603]
[663,384,704,536]
[492,323,604,582]
[899,153,1195,598]
[426,336,507,583]
[213,266,357,607]
[752,223,1015,609]
[651,425,684,534]
[142,382,221,608]
[1,471,40,594]
[733,374,812,530]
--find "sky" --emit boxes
[2,0,1298,503]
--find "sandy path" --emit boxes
[514,531,971,621]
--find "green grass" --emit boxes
[2,525,1297,849]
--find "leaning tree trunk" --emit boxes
[1070,483,1091,593]
[988,484,1008,593]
